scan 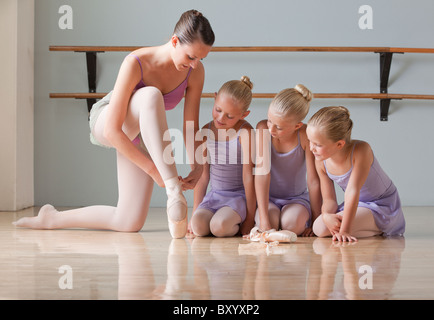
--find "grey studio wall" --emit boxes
[34,0,434,208]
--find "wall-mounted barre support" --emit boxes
[378,52,402,121]
[85,52,98,113]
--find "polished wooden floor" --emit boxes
[1,206,433,300]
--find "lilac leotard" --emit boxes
[269,131,311,224]
[197,122,250,222]
[324,142,405,236]
[130,54,191,110]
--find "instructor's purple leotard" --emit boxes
[89,54,191,148]
[324,142,405,236]
[269,131,311,217]
[130,54,191,110]
[197,122,249,222]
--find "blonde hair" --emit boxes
[218,76,253,111]
[308,106,353,143]
[269,84,313,121]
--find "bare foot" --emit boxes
[13,204,58,229]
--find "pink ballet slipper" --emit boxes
[167,215,188,239]
[166,185,188,239]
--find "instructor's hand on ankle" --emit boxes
[180,165,203,190]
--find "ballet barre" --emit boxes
[49,46,434,121]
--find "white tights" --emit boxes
[255,202,309,235]
[191,207,242,237]
[14,87,184,232]
[312,207,382,238]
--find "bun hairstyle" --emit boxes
[270,84,313,122]
[218,76,254,111]
[240,75,254,90]
[294,84,313,102]
[308,106,353,143]
[173,10,215,46]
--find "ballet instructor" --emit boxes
[14,10,215,239]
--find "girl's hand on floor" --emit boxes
[332,231,358,242]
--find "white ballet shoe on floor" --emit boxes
[166,184,188,239]
[264,229,297,243]
[245,227,297,243]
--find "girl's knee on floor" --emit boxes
[210,208,241,237]
[280,204,310,235]
[312,215,332,238]
[190,209,213,236]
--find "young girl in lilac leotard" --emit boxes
[307,106,405,242]
[190,76,256,237]
[255,85,321,236]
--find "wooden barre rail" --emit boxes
[49,45,434,121]
[50,92,434,100]
[49,45,434,54]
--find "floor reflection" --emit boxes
[5,220,406,300]
[308,237,405,299]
